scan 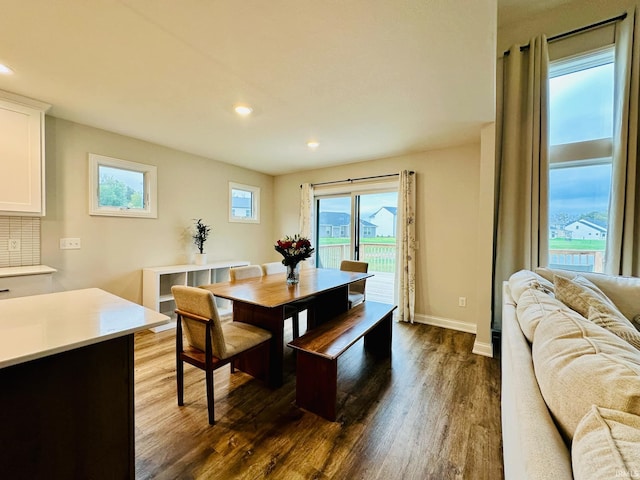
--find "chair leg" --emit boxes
[231,359,235,373]
[177,359,184,406]
[292,312,300,339]
[206,367,215,425]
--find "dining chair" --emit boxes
[340,260,369,308]
[172,285,272,425]
[229,264,264,282]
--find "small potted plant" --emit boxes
[193,218,211,265]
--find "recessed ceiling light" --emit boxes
[307,141,320,150]
[0,63,14,75]
[234,104,253,116]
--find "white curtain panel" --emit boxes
[299,183,315,265]
[493,36,550,331]
[607,9,640,276]
[395,170,416,323]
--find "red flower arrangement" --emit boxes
[274,234,315,266]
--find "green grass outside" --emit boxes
[549,238,605,251]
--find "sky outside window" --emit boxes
[549,62,614,146]
[548,57,614,224]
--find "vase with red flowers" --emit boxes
[274,234,315,285]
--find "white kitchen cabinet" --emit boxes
[142,260,249,332]
[0,265,56,299]
[0,90,50,215]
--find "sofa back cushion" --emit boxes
[508,269,554,302]
[516,287,578,343]
[532,310,640,442]
[572,406,640,480]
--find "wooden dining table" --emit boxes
[200,267,372,386]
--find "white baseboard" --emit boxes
[413,313,477,334]
[413,313,493,358]
[472,340,493,358]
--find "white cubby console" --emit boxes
[142,260,249,332]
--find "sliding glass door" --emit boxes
[315,190,398,303]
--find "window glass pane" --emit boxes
[316,196,352,269]
[231,188,253,218]
[549,62,614,145]
[549,163,611,272]
[228,182,259,223]
[98,165,144,209]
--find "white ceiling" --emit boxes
[0,1,504,175]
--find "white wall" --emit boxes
[42,117,275,303]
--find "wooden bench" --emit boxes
[287,301,397,421]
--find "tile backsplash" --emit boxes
[0,216,41,267]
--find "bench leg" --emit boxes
[363,313,392,356]
[295,351,338,421]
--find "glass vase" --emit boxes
[286,263,300,285]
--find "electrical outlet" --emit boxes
[60,238,81,250]
[458,296,467,307]
[8,239,20,252]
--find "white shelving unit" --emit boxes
[142,260,249,332]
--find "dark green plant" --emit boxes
[193,219,211,254]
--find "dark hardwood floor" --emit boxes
[134,318,503,479]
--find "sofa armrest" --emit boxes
[501,282,573,480]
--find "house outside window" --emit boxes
[547,46,614,273]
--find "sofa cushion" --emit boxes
[532,310,640,442]
[516,286,580,343]
[588,304,640,352]
[554,274,617,318]
[537,267,640,322]
[508,269,554,303]
[572,406,640,480]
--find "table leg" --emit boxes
[312,285,349,326]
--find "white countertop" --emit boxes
[0,265,57,278]
[0,288,169,369]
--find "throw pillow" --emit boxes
[572,406,640,480]
[553,274,616,318]
[588,305,640,351]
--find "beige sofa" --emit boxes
[501,267,640,480]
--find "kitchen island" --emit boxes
[0,288,169,479]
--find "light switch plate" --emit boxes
[60,238,81,250]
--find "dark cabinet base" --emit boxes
[0,335,134,479]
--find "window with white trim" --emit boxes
[548,46,614,273]
[89,154,157,218]
[229,182,260,223]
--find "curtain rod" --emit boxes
[503,12,627,56]
[300,171,414,188]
